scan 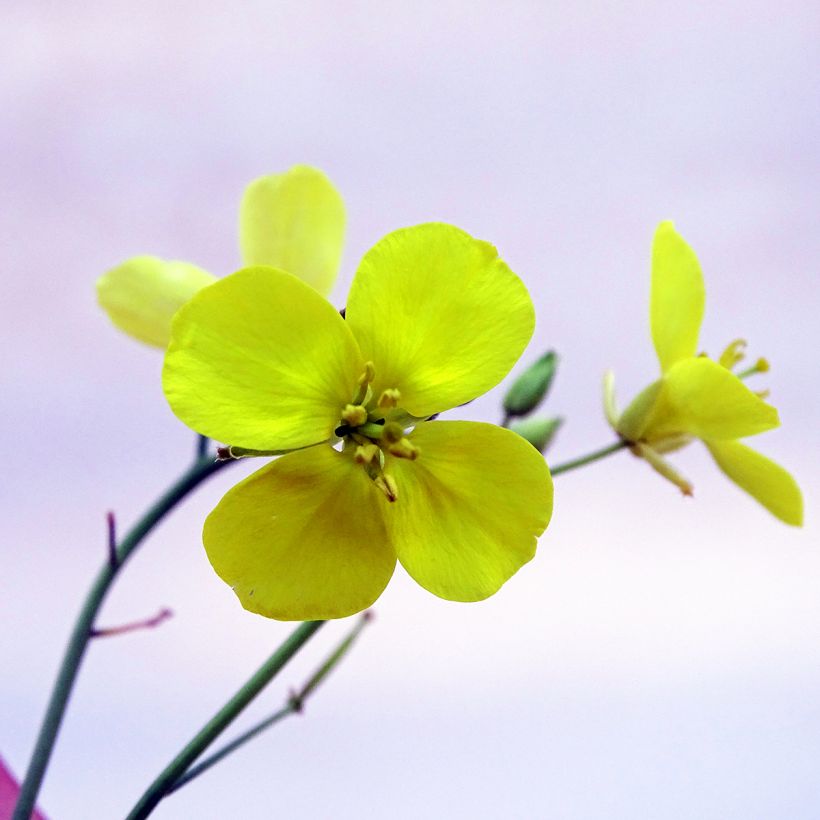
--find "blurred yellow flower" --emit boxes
[96,165,345,348]
[604,221,802,526]
[163,223,553,620]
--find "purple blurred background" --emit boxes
[2,2,819,818]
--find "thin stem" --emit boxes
[168,611,373,794]
[125,621,325,820]
[167,706,294,794]
[550,439,629,476]
[13,452,229,820]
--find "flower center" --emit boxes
[333,362,420,502]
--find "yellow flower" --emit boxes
[96,165,345,347]
[604,221,802,526]
[163,223,554,620]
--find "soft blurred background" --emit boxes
[2,2,819,818]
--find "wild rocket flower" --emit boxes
[96,165,345,347]
[163,223,554,620]
[604,221,802,526]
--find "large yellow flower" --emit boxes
[605,221,802,526]
[96,165,345,347]
[163,223,554,620]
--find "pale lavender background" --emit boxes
[2,2,819,818]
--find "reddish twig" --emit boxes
[90,607,173,638]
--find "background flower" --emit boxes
[607,221,803,525]
[96,165,344,347]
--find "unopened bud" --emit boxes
[503,351,558,418]
[509,416,563,453]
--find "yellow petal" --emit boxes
[643,357,779,442]
[238,165,345,296]
[705,439,803,526]
[96,256,216,348]
[346,224,535,418]
[204,445,396,620]
[383,421,552,602]
[650,221,705,371]
[163,266,364,449]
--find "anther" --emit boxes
[377,388,401,409]
[358,361,376,386]
[374,473,399,502]
[387,437,419,460]
[352,362,376,405]
[341,404,368,427]
[354,443,380,465]
[382,421,405,443]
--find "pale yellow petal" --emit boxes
[239,165,345,296]
[705,439,803,526]
[96,256,216,348]
[204,445,396,620]
[650,221,705,371]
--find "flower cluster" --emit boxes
[97,171,802,623]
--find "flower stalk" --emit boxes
[125,620,326,820]
[167,612,372,795]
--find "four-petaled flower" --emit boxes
[604,221,802,526]
[163,223,554,620]
[96,165,345,348]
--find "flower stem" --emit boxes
[550,439,629,476]
[167,612,372,795]
[13,452,230,820]
[125,620,326,820]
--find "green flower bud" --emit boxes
[509,416,563,454]
[503,351,558,417]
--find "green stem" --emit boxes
[166,705,294,794]
[125,621,325,820]
[550,440,629,476]
[167,612,371,795]
[13,453,229,820]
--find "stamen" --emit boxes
[632,442,693,496]
[382,422,405,443]
[352,361,376,405]
[387,437,419,460]
[341,404,368,427]
[354,443,380,465]
[377,388,401,409]
[718,338,747,370]
[358,361,376,386]
[374,473,398,502]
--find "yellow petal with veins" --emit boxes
[346,224,535,418]
[163,266,364,450]
[381,421,552,601]
[643,357,779,442]
[204,445,396,620]
[705,439,803,526]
